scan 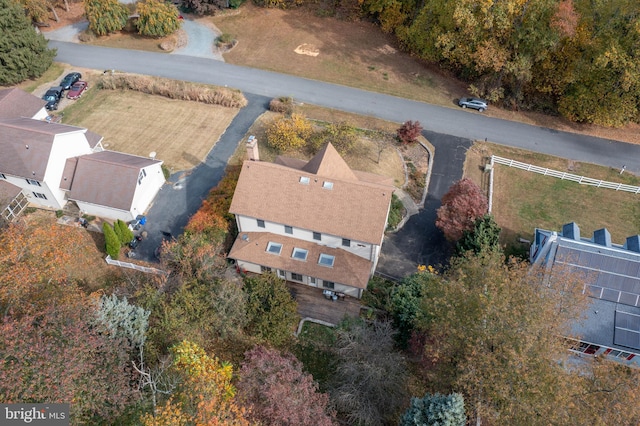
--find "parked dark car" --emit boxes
[60,72,82,90]
[458,97,488,112]
[42,86,64,111]
[67,81,88,100]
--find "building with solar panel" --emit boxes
[530,222,640,367]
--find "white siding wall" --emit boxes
[130,163,165,218]
[236,215,377,260]
[75,201,135,222]
[45,132,93,208]
[1,175,63,209]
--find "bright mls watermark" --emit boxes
[0,404,69,425]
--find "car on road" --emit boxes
[60,72,82,90]
[67,81,88,100]
[458,97,488,112]
[42,86,64,111]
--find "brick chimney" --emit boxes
[246,135,259,161]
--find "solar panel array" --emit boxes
[614,311,640,350]
[555,245,640,308]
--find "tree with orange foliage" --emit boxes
[0,221,85,315]
[140,340,252,426]
[436,178,488,242]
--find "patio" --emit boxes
[285,280,363,325]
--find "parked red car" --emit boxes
[67,81,88,100]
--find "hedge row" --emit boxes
[97,73,247,108]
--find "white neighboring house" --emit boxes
[0,88,164,222]
[60,151,164,222]
[228,142,395,299]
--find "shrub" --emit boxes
[387,193,404,230]
[397,120,423,145]
[85,0,129,36]
[55,210,64,218]
[216,33,234,46]
[103,222,121,258]
[269,96,294,115]
[308,122,357,155]
[98,73,247,108]
[161,164,171,180]
[266,114,313,152]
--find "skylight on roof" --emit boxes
[322,181,333,190]
[266,242,283,255]
[300,176,310,184]
[292,247,308,261]
[318,253,335,267]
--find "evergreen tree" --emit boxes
[400,393,466,426]
[116,219,133,245]
[103,222,121,258]
[456,214,501,255]
[85,0,128,36]
[0,0,55,86]
[136,0,181,37]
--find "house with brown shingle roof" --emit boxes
[0,89,164,222]
[0,87,48,120]
[228,142,395,299]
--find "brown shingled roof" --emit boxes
[228,232,372,289]
[0,88,47,119]
[67,151,161,211]
[230,144,394,244]
[0,118,90,181]
[0,180,23,211]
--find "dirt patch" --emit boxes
[294,44,319,57]
[38,2,85,31]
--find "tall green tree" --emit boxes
[103,222,121,258]
[413,250,588,425]
[85,0,128,36]
[243,272,298,347]
[0,0,55,85]
[456,213,501,255]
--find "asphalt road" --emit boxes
[50,41,640,173]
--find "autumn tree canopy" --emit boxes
[237,345,336,426]
[436,178,488,242]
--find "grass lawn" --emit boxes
[62,87,239,173]
[464,142,640,253]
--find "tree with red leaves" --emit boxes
[436,178,488,242]
[396,120,423,145]
[0,300,135,423]
[237,345,336,426]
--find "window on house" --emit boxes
[260,266,272,273]
[322,181,333,190]
[257,219,265,228]
[285,225,293,234]
[318,253,335,267]
[138,171,145,185]
[291,273,303,282]
[292,248,308,261]
[309,277,316,284]
[299,176,310,184]
[323,281,335,289]
[278,270,286,278]
[266,242,282,255]
[25,178,40,186]
[0,173,5,179]
[32,192,47,200]
[313,232,321,241]
[342,238,351,247]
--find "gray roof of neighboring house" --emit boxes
[532,222,640,353]
[0,88,47,119]
[64,151,161,211]
[0,118,89,181]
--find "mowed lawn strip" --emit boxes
[465,142,640,248]
[64,89,239,172]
